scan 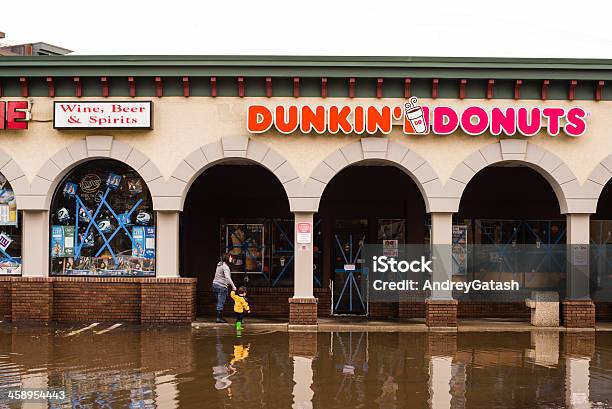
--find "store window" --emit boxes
[50,159,155,276]
[0,173,21,275]
[220,218,323,287]
[591,181,612,299]
[454,166,565,294]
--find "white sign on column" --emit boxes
[296,222,312,244]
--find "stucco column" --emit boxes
[426,212,457,327]
[22,210,49,277]
[155,211,180,277]
[289,212,317,325]
[564,214,595,328]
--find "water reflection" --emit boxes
[0,324,611,408]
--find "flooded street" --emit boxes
[0,324,611,408]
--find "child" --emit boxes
[230,286,250,330]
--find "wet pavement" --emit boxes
[0,323,611,408]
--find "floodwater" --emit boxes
[0,324,611,408]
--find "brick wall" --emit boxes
[0,278,11,321]
[53,278,141,322]
[399,302,425,319]
[1,277,196,324]
[141,279,196,324]
[198,287,331,318]
[562,300,595,328]
[425,299,458,327]
[458,302,531,318]
[11,278,53,322]
[369,302,398,319]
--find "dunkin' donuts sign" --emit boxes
[247,98,588,137]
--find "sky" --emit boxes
[1,0,612,57]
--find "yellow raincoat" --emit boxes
[230,291,250,313]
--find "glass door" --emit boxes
[332,219,368,315]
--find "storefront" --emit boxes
[0,56,611,327]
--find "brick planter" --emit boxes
[425,299,458,327]
[2,276,197,325]
[289,297,318,325]
[562,300,595,328]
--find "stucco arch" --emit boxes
[0,147,28,206]
[585,154,612,213]
[167,136,300,211]
[26,135,163,210]
[446,139,587,214]
[304,138,442,212]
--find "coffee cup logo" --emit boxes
[404,97,428,134]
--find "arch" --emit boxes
[585,154,612,213]
[305,138,441,212]
[446,140,586,214]
[0,147,28,204]
[28,135,163,210]
[168,136,300,211]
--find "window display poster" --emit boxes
[0,232,12,251]
[225,223,264,273]
[51,225,75,257]
[0,230,19,275]
[132,226,145,258]
[0,254,20,274]
[0,175,17,226]
[132,226,155,259]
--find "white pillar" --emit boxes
[566,214,590,300]
[22,210,49,277]
[293,212,314,299]
[567,214,590,244]
[566,357,591,409]
[155,211,180,277]
[430,212,453,300]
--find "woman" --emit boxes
[212,253,237,323]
